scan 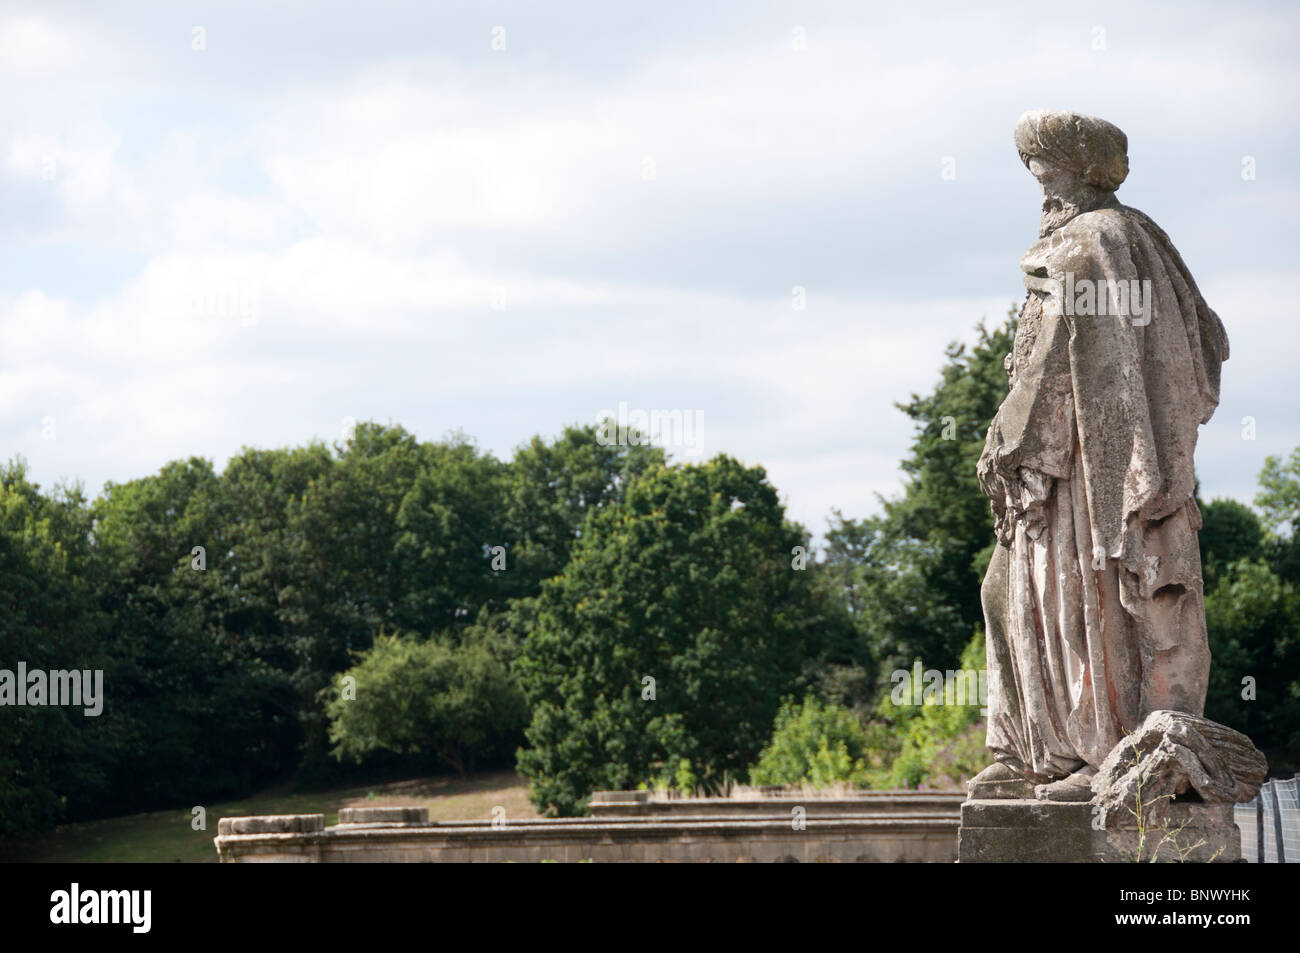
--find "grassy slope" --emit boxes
[1,769,537,863]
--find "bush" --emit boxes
[749,696,873,787]
[326,632,527,774]
[864,630,991,789]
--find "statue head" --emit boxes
[1015,110,1128,235]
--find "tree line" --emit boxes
[2,309,1297,832]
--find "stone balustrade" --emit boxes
[214,791,964,863]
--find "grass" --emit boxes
[0,769,537,863]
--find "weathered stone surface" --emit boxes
[977,110,1230,792]
[590,790,649,803]
[588,790,650,815]
[1091,709,1267,828]
[959,800,1094,862]
[958,798,1240,863]
[973,778,1038,799]
[217,814,324,836]
[1033,771,1095,802]
[967,762,1036,800]
[592,790,965,817]
[214,795,963,863]
[337,806,429,825]
[955,116,1262,863]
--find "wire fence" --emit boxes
[1235,774,1300,862]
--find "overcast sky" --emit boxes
[3,0,1297,537]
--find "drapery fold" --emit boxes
[978,203,1223,781]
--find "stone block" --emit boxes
[338,806,429,825]
[217,814,324,835]
[958,798,1241,862]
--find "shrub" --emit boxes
[749,696,872,787]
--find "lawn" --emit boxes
[1,769,537,863]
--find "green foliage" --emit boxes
[0,462,107,835]
[1257,448,1300,583]
[861,630,992,789]
[90,455,300,813]
[1204,558,1300,752]
[8,317,1300,839]
[749,696,873,787]
[746,633,992,793]
[1199,498,1265,592]
[326,632,527,774]
[503,424,665,595]
[824,311,1014,684]
[1257,447,1300,535]
[0,420,667,834]
[1192,452,1300,759]
[516,455,850,815]
[664,758,697,796]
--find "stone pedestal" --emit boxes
[957,799,1241,863]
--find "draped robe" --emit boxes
[978,198,1229,782]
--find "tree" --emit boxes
[280,423,490,767]
[502,424,665,596]
[1257,448,1300,581]
[91,457,286,812]
[1198,498,1265,593]
[824,311,1015,682]
[1204,559,1300,753]
[0,461,107,834]
[1193,457,1300,761]
[392,436,510,631]
[326,633,527,775]
[516,455,849,815]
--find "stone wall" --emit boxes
[214,792,964,863]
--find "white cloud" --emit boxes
[0,15,85,75]
[1,0,1297,535]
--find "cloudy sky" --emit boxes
[3,0,1297,537]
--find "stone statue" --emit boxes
[970,110,1233,802]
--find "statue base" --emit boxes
[956,799,1242,863]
